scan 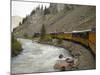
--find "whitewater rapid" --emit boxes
[11,38,72,74]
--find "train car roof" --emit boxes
[63,29,92,34]
[47,29,93,34]
[72,29,92,33]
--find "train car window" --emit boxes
[72,32,88,39]
[80,32,88,39]
[72,33,79,37]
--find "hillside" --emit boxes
[13,3,96,38]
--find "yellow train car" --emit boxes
[72,31,89,46]
[49,29,96,55]
[71,30,96,55]
[88,31,96,55]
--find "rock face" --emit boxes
[13,3,96,37]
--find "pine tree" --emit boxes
[63,5,71,13]
[41,5,43,10]
[44,6,50,15]
[31,10,35,15]
[19,22,22,26]
[40,24,46,40]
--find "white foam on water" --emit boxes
[11,38,72,74]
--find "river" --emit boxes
[11,38,72,74]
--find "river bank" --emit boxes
[37,39,96,70]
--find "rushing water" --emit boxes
[11,38,72,74]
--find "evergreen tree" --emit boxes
[44,6,50,15]
[31,10,35,15]
[21,15,29,24]
[63,5,71,13]
[22,17,27,24]
[40,24,46,40]
[19,22,22,26]
[41,5,43,10]
[36,5,40,10]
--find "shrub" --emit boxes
[11,34,22,57]
[23,33,28,38]
[57,38,63,45]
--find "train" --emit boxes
[33,28,96,56]
[50,29,96,55]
